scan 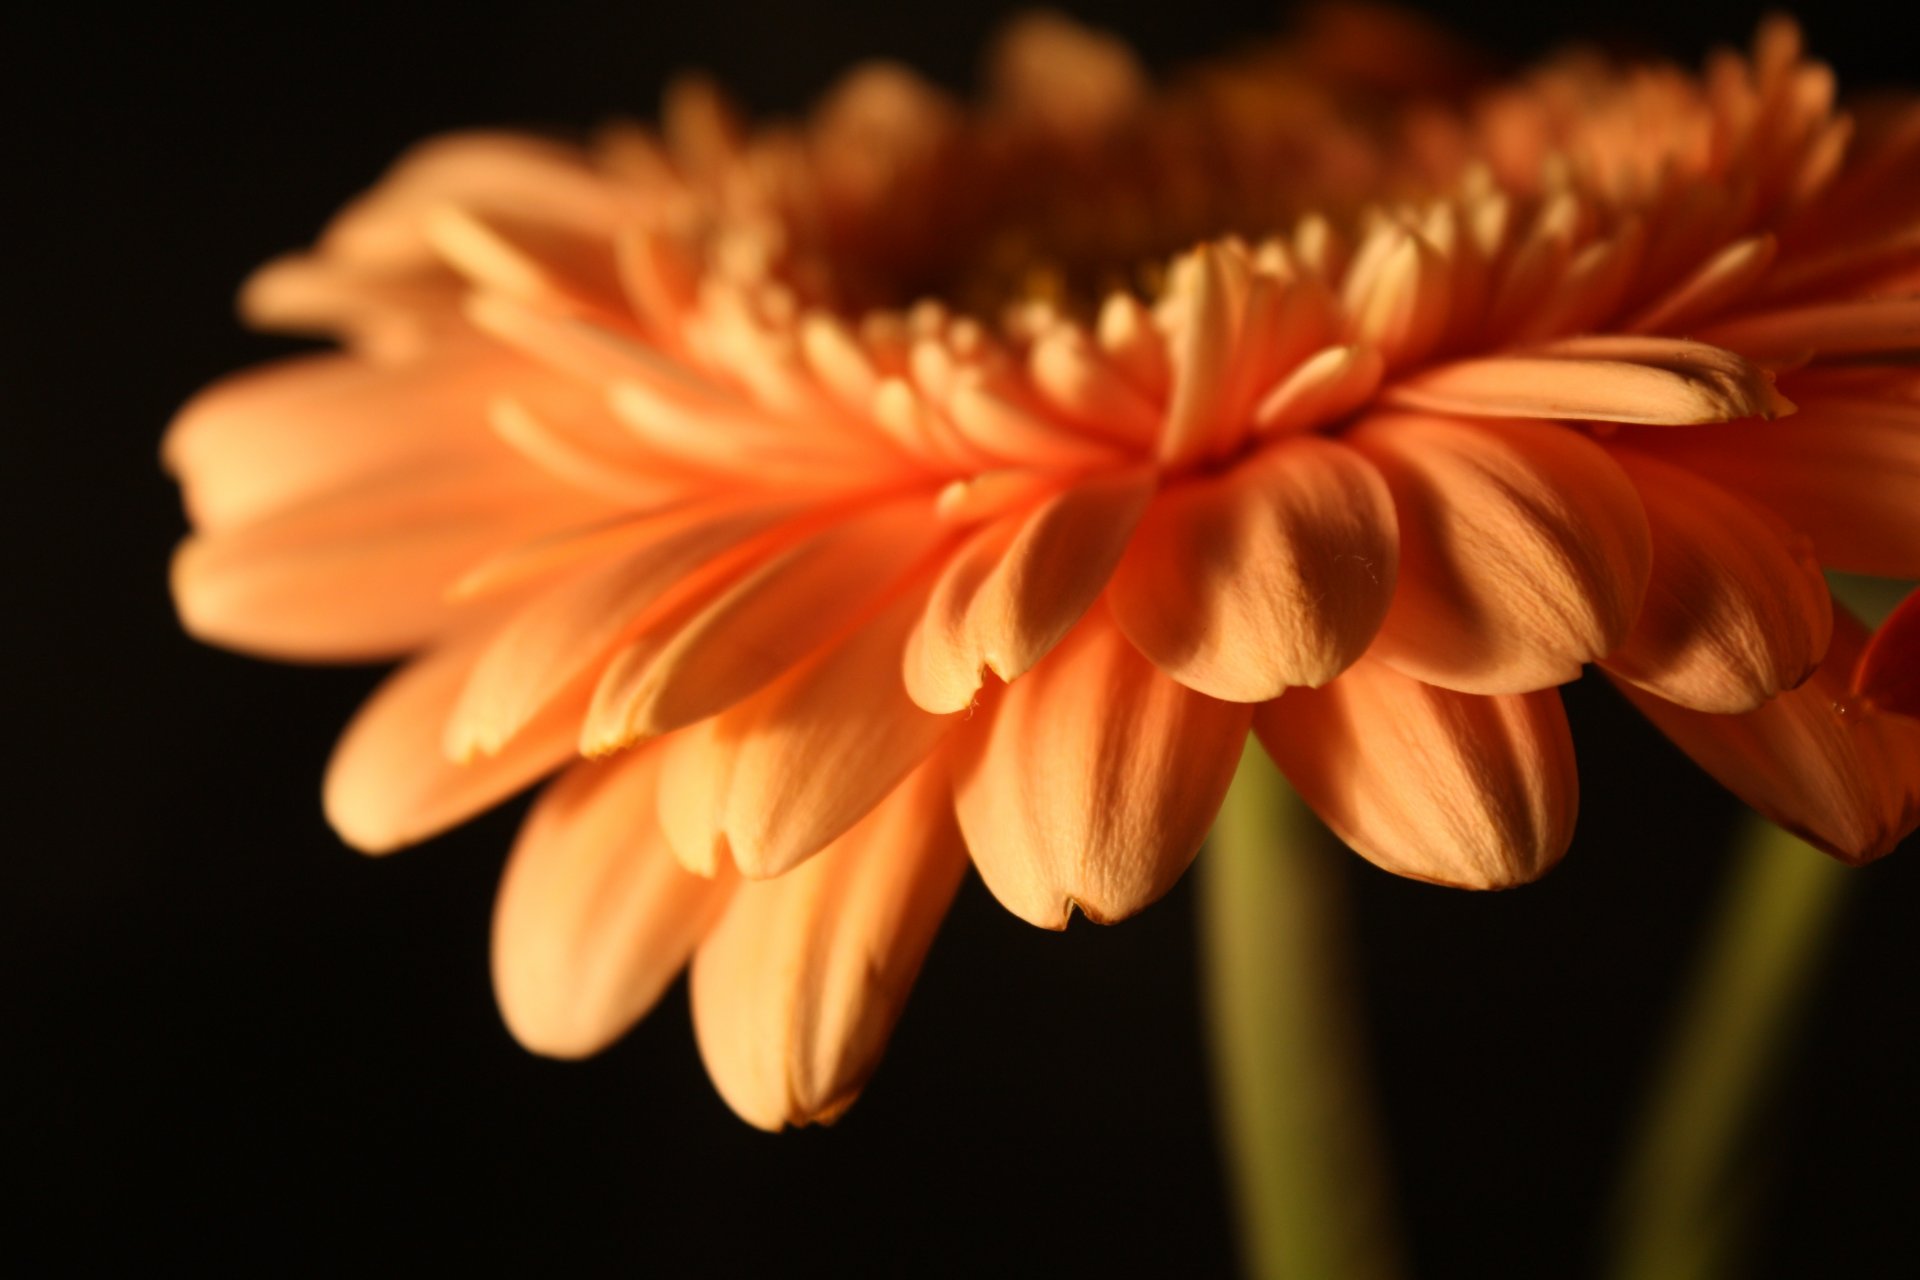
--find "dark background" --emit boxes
[8,2,1918,1274]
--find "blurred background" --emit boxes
[7,1,1917,1273]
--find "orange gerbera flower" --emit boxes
[167,12,1920,1128]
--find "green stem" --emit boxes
[1606,818,1850,1280]
[1202,742,1404,1280]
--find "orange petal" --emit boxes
[725,582,958,878]
[690,757,967,1130]
[1601,452,1832,713]
[955,612,1252,928]
[1854,588,1920,720]
[1625,234,1777,336]
[162,351,536,533]
[905,468,1155,713]
[491,748,734,1058]
[1617,396,1920,576]
[583,498,947,751]
[1351,414,1652,694]
[1107,437,1398,700]
[654,717,740,877]
[1695,298,1920,365]
[1384,336,1789,425]
[1251,343,1385,436]
[1614,614,1920,863]
[425,204,625,318]
[445,500,801,759]
[1159,243,1245,465]
[1255,659,1577,887]
[171,460,587,663]
[323,632,583,854]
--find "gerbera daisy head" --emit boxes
[167,10,1920,1128]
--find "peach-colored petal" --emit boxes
[1614,614,1920,863]
[1159,243,1245,465]
[237,253,458,357]
[162,351,542,533]
[654,716,740,877]
[1251,343,1385,436]
[1256,659,1577,887]
[1342,224,1449,368]
[1625,233,1777,335]
[489,387,697,510]
[1028,326,1162,446]
[426,204,626,318]
[323,633,584,855]
[905,467,1154,713]
[491,747,734,1058]
[171,461,588,662]
[1351,413,1652,694]
[1616,397,1920,576]
[1384,336,1790,425]
[955,612,1252,928]
[724,582,958,879]
[690,757,966,1130]
[1854,589,1920,721]
[1695,298,1920,365]
[1107,437,1398,701]
[583,498,948,751]
[446,500,803,759]
[1601,452,1832,713]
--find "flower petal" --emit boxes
[1107,437,1398,701]
[955,612,1252,928]
[1601,451,1832,713]
[1255,659,1577,887]
[1854,588,1920,721]
[584,498,948,751]
[725,581,959,879]
[690,757,967,1131]
[171,460,586,663]
[1615,396,1920,576]
[323,633,583,854]
[654,717,740,877]
[1696,297,1920,365]
[1384,337,1789,425]
[162,351,539,533]
[1614,613,1920,863]
[905,467,1155,713]
[491,748,734,1059]
[1351,414,1652,694]
[445,500,802,759]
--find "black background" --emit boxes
[8,2,1919,1275]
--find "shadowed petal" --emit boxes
[1108,437,1398,701]
[725,580,959,879]
[492,747,734,1058]
[905,468,1155,713]
[1602,452,1832,713]
[691,757,966,1131]
[1352,414,1652,694]
[1615,613,1920,863]
[1615,398,1920,577]
[1854,589,1920,720]
[1255,659,1577,887]
[956,612,1252,928]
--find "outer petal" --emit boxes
[724,581,959,879]
[1614,613,1920,863]
[690,757,967,1131]
[323,632,583,854]
[491,747,734,1059]
[1601,451,1832,713]
[1854,588,1920,720]
[163,350,551,533]
[955,611,1252,928]
[1351,414,1652,694]
[1255,659,1577,887]
[1615,399,1920,576]
[172,461,592,663]
[1108,437,1398,701]
[905,467,1155,713]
